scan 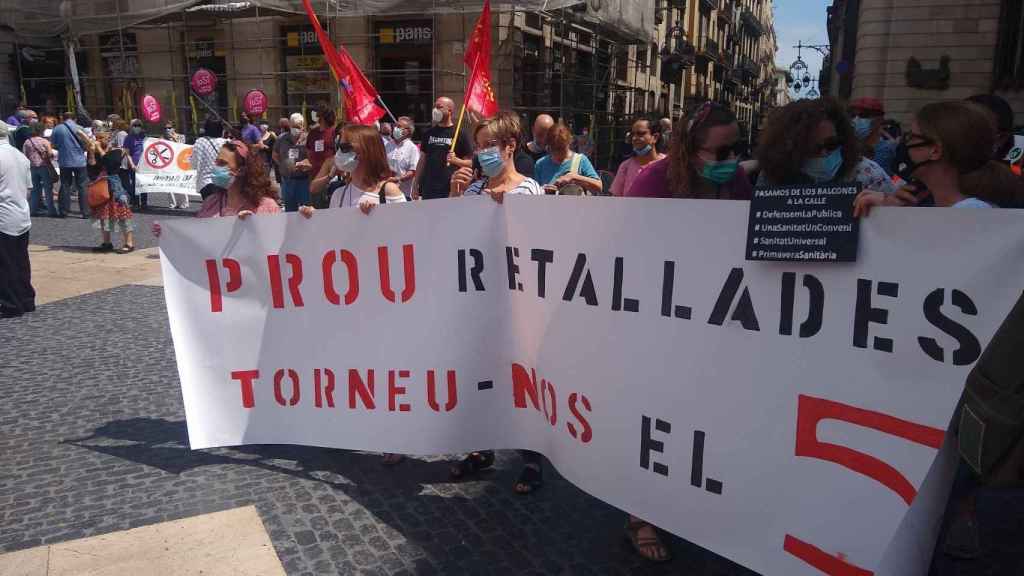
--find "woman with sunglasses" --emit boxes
[609,115,665,196]
[626,102,752,200]
[756,98,897,195]
[305,124,406,216]
[152,141,279,237]
[854,101,1024,216]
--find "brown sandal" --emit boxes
[625,519,671,563]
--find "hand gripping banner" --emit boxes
[158,197,1024,575]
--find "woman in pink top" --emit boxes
[610,115,665,196]
[153,141,279,237]
[626,103,752,200]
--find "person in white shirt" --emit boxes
[0,121,36,318]
[384,116,420,200]
[303,123,406,216]
[193,117,227,199]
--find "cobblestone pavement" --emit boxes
[27,192,198,251]
[0,284,758,575]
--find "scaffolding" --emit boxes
[9,3,665,170]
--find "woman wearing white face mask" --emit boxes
[301,124,406,218]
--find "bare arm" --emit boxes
[411,154,426,200]
[310,159,336,197]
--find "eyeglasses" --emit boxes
[336,142,354,153]
[812,137,843,156]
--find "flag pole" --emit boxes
[450,51,482,154]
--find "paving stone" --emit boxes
[0,284,758,575]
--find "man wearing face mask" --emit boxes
[967,93,1024,177]
[849,97,896,176]
[305,106,336,206]
[273,113,312,211]
[411,97,473,200]
[610,115,664,196]
[384,116,420,200]
[572,124,595,160]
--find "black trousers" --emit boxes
[0,230,35,315]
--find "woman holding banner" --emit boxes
[151,141,279,238]
[755,98,897,195]
[853,101,1022,215]
[304,124,406,215]
[622,102,756,563]
[626,103,750,200]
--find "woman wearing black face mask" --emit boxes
[626,102,752,200]
[854,101,1024,215]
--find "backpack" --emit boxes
[958,290,1024,481]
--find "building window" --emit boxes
[638,45,648,73]
[615,46,629,81]
[995,0,1024,89]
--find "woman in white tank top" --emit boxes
[302,124,406,217]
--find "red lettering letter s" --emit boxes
[567,392,593,443]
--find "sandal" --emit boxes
[449,451,495,480]
[91,243,114,253]
[117,245,135,254]
[625,519,671,563]
[513,463,543,495]
[381,453,405,466]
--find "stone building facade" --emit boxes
[823,0,1023,125]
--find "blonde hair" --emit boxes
[473,112,523,147]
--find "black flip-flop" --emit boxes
[513,464,543,495]
[117,245,135,254]
[449,451,495,480]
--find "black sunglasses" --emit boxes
[336,142,354,153]
[812,137,843,156]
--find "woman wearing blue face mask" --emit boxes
[151,141,279,238]
[626,102,752,200]
[756,97,897,195]
[449,112,543,201]
[609,116,664,196]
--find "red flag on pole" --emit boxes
[462,0,498,118]
[300,0,385,125]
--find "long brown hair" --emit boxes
[223,140,277,205]
[343,124,392,183]
[667,103,737,195]
[918,100,1024,207]
[757,97,860,185]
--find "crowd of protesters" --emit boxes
[2,92,1023,570]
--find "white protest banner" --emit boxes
[135,137,199,197]
[159,197,1024,576]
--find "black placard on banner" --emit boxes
[746,184,861,262]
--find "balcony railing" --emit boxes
[740,9,764,36]
[699,0,716,12]
[739,56,758,80]
[697,36,720,62]
[717,0,734,24]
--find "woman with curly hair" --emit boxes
[626,102,752,199]
[756,97,897,195]
[152,141,279,237]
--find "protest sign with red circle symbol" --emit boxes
[243,90,268,116]
[190,68,218,97]
[140,94,162,124]
[144,140,174,170]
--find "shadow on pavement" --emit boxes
[62,417,742,575]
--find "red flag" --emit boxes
[462,0,498,118]
[300,0,385,125]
